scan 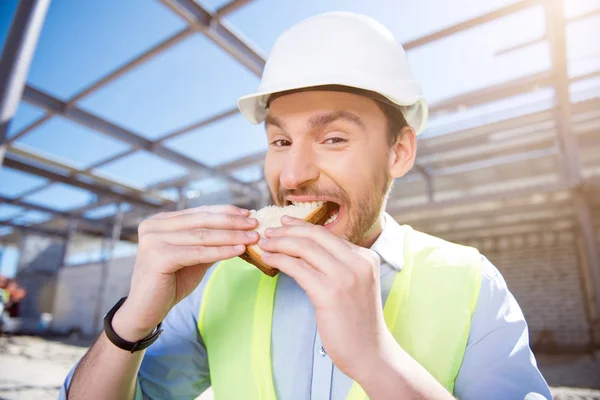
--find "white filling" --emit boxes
[249,203,323,254]
[248,202,330,256]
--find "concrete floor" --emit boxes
[0,335,598,400]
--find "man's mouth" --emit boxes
[288,200,341,226]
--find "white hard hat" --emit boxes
[238,12,428,134]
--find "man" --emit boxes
[62,12,551,400]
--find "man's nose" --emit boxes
[280,146,319,190]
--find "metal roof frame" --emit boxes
[0,0,598,285]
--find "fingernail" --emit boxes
[235,245,245,251]
[265,227,274,236]
[259,238,269,246]
[246,217,257,224]
[282,215,292,222]
[246,231,257,238]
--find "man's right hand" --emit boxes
[112,205,259,341]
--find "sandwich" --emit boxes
[240,202,331,276]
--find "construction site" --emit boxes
[0,0,599,399]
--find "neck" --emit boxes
[356,213,385,249]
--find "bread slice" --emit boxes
[239,203,329,276]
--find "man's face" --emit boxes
[263,90,395,244]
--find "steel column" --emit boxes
[0,0,50,165]
[545,0,600,345]
[93,203,125,332]
[176,186,188,210]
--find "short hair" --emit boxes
[374,100,408,146]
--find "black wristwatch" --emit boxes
[103,297,163,353]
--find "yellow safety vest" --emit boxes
[198,226,482,399]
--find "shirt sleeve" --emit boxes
[58,265,216,400]
[453,257,552,400]
[136,266,216,399]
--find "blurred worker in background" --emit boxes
[0,276,8,328]
[0,276,26,331]
[62,12,552,400]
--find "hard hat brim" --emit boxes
[238,80,428,135]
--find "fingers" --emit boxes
[140,210,257,233]
[161,244,247,273]
[260,251,323,293]
[264,217,375,274]
[265,218,351,259]
[152,205,250,220]
[160,229,259,247]
[258,236,343,276]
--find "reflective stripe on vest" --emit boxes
[198,226,481,399]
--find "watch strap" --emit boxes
[103,296,163,353]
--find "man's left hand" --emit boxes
[258,215,395,382]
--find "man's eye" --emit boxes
[271,139,291,147]
[324,137,347,144]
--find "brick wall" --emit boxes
[459,231,592,351]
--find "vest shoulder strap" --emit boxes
[199,258,278,400]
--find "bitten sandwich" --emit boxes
[240,202,330,276]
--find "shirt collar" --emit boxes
[370,212,406,272]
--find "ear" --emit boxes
[388,126,417,178]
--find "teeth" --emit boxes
[324,211,339,225]
[291,201,325,208]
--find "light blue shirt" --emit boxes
[61,213,552,399]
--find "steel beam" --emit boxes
[0,220,66,238]
[545,0,600,345]
[7,27,193,149]
[545,1,583,184]
[3,155,162,209]
[387,180,575,215]
[417,209,574,237]
[0,194,110,229]
[23,85,151,148]
[6,114,51,145]
[3,27,195,211]
[156,107,239,143]
[215,0,253,18]
[414,164,434,202]
[428,71,553,117]
[5,148,138,206]
[400,197,573,227]
[69,28,193,103]
[159,0,265,76]
[494,35,546,57]
[146,149,267,192]
[215,0,252,19]
[21,85,260,198]
[0,0,50,165]
[402,0,543,50]
[434,147,559,176]
[7,146,171,203]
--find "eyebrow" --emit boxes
[307,111,366,131]
[265,115,285,130]
[265,110,366,131]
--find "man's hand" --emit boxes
[258,216,454,400]
[258,215,389,381]
[114,205,259,341]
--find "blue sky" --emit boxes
[1,0,599,276]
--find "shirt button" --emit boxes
[319,346,327,357]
